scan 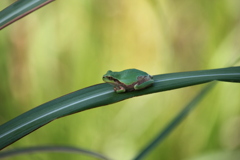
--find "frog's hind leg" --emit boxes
[134,79,154,90]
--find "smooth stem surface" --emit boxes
[0,67,239,149]
[0,0,54,30]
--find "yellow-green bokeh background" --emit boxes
[1,0,240,160]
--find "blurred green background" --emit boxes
[1,0,240,160]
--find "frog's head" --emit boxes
[102,70,120,84]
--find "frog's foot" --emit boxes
[114,86,126,93]
[134,79,154,90]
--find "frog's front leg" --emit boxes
[134,79,154,90]
[114,86,126,93]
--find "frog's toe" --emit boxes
[115,86,126,93]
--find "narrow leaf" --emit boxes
[0,0,54,30]
[0,146,110,160]
[133,82,216,160]
[0,67,239,149]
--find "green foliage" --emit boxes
[0,0,240,160]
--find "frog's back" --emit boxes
[119,69,149,85]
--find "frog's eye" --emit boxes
[107,77,118,82]
[107,76,114,80]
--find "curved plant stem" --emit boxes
[0,0,54,30]
[0,146,111,160]
[0,67,239,150]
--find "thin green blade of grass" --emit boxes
[133,82,216,160]
[0,0,54,30]
[0,146,111,160]
[133,61,240,160]
[0,66,239,150]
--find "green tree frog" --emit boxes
[103,69,154,93]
